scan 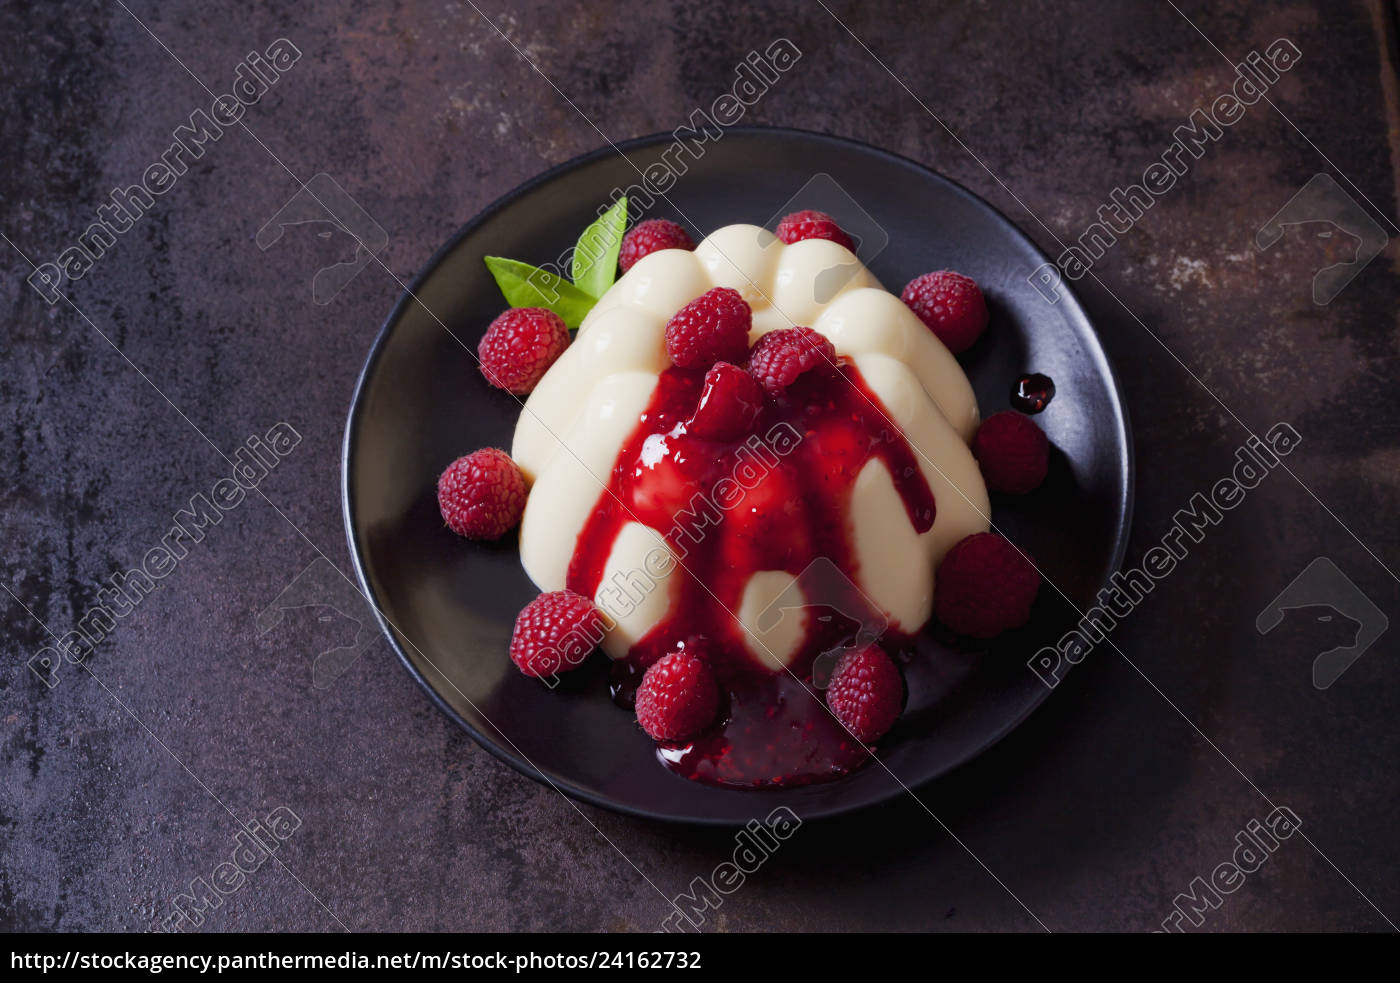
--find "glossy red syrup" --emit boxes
[1011,372,1055,414]
[568,360,935,787]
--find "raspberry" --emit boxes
[933,533,1041,638]
[746,327,837,395]
[775,209,855,251]
[900,271,988,354]
[619,219,694,273]
[974,411,1049,494]
[686,362,766,440]
[477,307,570,394]
[665,287,752,369]
[825,643,903,744]
[437,448,527,540]
[634,650,720,742]
[509,590,603,678]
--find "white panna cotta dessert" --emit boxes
[510,224,990,677]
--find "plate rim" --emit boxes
[341,124,1136,826]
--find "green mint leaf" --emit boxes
[570,196,628,299]
[483,256,597,329]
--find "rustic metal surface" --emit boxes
[2,0,1397,932]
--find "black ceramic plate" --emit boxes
[344,127,1133,825]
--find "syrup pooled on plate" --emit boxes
[567,361,933,787]
[1011,372,1055,414]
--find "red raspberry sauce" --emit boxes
[567,359,935,787]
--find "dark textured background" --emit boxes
[3,0,1398,933]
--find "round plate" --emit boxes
[343,126,1133,825]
